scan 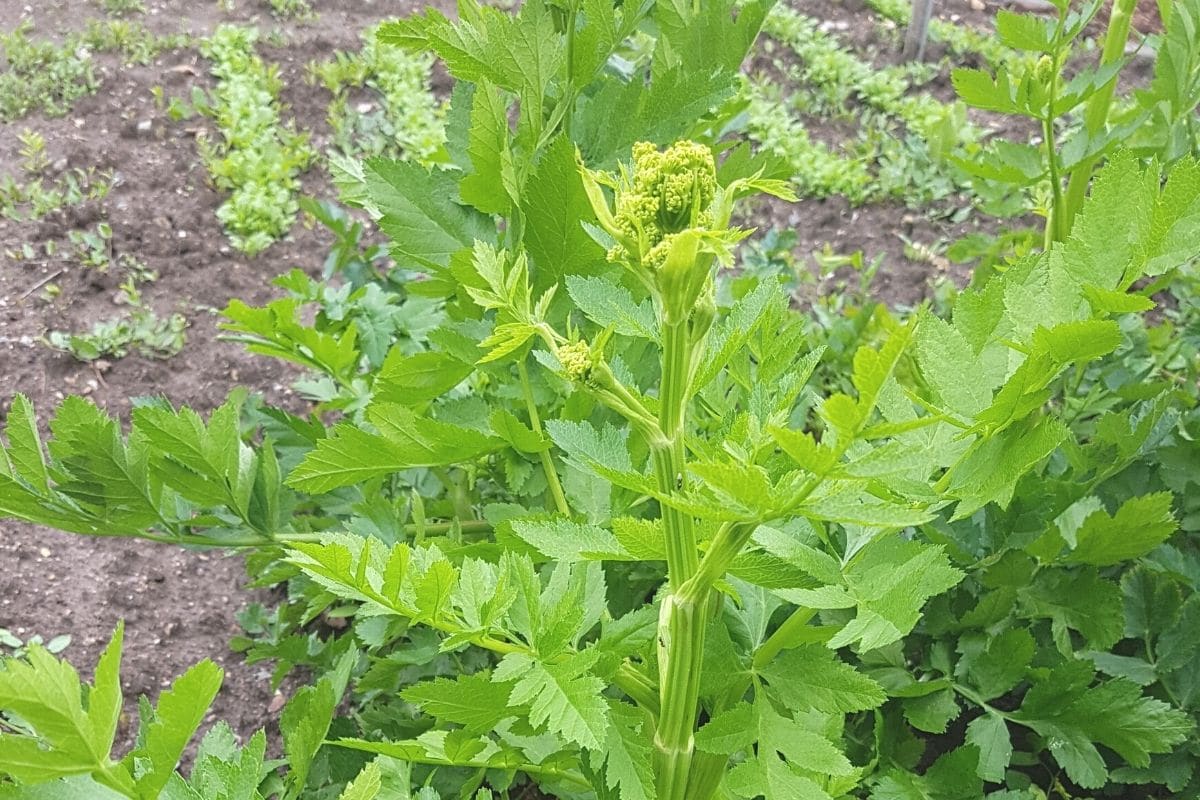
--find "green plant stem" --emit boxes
[563,0,578,139]
[1043,111,1066,247]
[753,606,818,670]
[653,320,700,586]
[652,316,708,800]
[518,358,572,516]
[1061,0,1137,233]
[618,662,661,715]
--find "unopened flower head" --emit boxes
[559,340,592,381]
[607,141,717,266]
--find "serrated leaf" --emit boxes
[0,624,129,789]
[521,136,605,290]
[592,700,655,800]
[337,761,382,800]
[493,652,610,750]
[364,158,492,269]
[126,660,223,798]
[565,275,658,340]
[402,672,515,733]
[758,645,886,714]
[3,394,49,493]
[1066,493,1178,566]
[966,714,1012,782]
[695,702,757,755]
[288,405,501,493]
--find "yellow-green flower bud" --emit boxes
[631,140,717,234]
[559,340,592,381]
[1034,55,1054,85]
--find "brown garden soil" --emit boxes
[0,0,1127,778]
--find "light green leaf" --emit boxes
[337,761,382,800]
[565,275,658,340]
[125,659,223,799]
[459,81,518,215]
[966,714,1012,782]
[493,651,609,750]
[3,395,49,493]
[1066,493,1178,566]
[592,700,656,800]
[758,645,887,714]
[401,672,515,733]
[364,157,492,269]
[288,405,502,493]
[521,136,605,289]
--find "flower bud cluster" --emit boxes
[607,141,717,266]
[558,340,593,382]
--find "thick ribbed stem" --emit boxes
[654,591,707,800]
[652,317,705,799]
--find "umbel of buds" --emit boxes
[558,339,592,382]
[579,140,793,327]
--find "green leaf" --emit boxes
[695,702,757,755]
[779,537,963,652]
[994,9,1054,51]
[3,394,49,493]
[915,315,991,417]
[959,628,1035,700]
[521,136,605,289]
[1014,661,1193,787]
[493,651,610,750]
[374,349,474,406]
[0,624,130,790]
[758,645,887,714]
[566,275,658,340]
[125,659,223,799]
[364,157,492,269]
[401,672,515,733]
[336,761,382,800]
[459,81,518,215]
[592,700,655,800]
[903,689,961,734]
[947,417,1070,519]
[507,517,627,562]
[966,714,1012,782]
[1065,493,1178,566]
[281,649,355,797]
[1021,568,1124,651]
[288,405,502,493]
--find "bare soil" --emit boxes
[0,0,1093,766]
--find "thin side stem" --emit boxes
[1043,111,1066,247]
[753,606,818,670]
[517,358,571,516]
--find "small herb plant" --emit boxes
[196,25,316,255]
[1,1,1199,799]
[952,0,1200,244]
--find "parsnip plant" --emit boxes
[2,1,1200,799]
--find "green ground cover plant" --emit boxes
[309,24,447,164]
[748,6,982,207]
[197,25,316,255]
[1,1,1199,799]
[0,23,98,121]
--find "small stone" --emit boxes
[38,547,51,558]
[970,0,985,9]
[136,119,153,135]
